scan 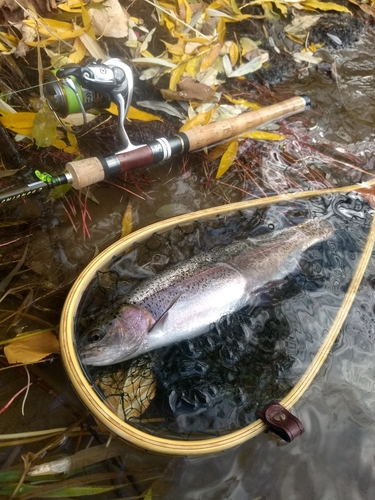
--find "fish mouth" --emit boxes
[79,346,119,366]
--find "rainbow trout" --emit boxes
[80,219,333,365]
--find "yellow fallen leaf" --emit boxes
[52,138,80,154]
[23,18,74,36]
[224,94,262,110]
[160,12,176,33]
[107,103,162,121]
[141,49,154,59]
[0,112,36,136]
[4,331,60,364]
[229,41,239,66]
[216,139,238,179]
[207,142,231,161]
[170,61,188,91]
[231,0,242,15]
[274,1,288,15]
[27,27,87,47]
[217,17,227,44]
[185,54,204,78]
[179,107,214,132]
[302,0,350,13]
[263,2,280,20]
[240,37,258,55]
[240,130,287,141]
[200,43,222,73]
[128,106,163,122]
[121,200,133,238]
[69,37,87,63]
[0,33,18,44]
[181,0,192,23]
[163,40,185,57]
[285,33,305,44]
[58,1,82,13]
[82,4,96,39]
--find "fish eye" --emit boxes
[88,329,105,343]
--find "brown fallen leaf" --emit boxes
[178,77,215,101]
[88,0,129,38]
[356,185,375,209]
[4,331,60,364]
[348,0,375,18]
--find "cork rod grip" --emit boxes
[65,157,105,189]
[184,96,309,151]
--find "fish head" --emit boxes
[79,305,155,366]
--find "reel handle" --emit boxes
[65,95,310,190]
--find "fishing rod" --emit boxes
[0,58,310,204]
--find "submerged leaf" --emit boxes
[4,331,59,364]
[155,203,190,218]
[0,169,18,178]
[241,130,287,141]
[48,184,72,200]
[216,140,238,179]
[293,51,322,64]
[29,442,126,476]
[121,201,133,238]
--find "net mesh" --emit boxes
[75,193,371,441]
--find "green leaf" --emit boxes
[0,484,123,498]
[31,102,58,147]
[47,184,72,201]
[143,487,153,500]
[0,471,21,483]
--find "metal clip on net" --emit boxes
[43,58,135,150]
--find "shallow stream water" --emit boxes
[2,24,375,500]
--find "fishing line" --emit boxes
[0,81,60,100]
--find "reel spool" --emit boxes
[43,58,135,150]
[43,70,110,118]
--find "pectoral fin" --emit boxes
[148,294,181,333]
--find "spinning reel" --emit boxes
[44,58,135,150]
